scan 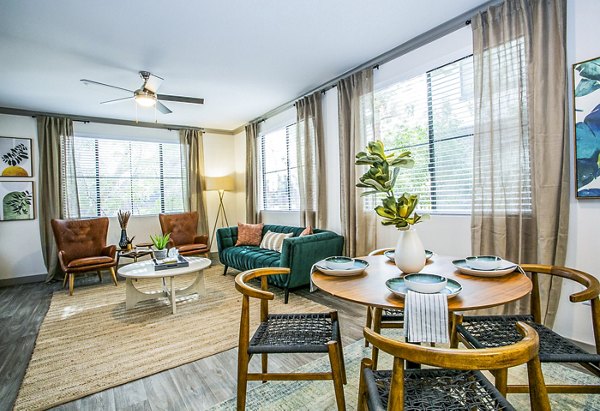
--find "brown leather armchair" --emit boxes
[158,211,209,257]
[51,217,118,296]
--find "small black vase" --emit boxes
[119,229,128,249]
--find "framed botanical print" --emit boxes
[573,56,600,198]
[0,137,32,177]
[0,181,34,221]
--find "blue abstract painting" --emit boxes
[574,56,600,198]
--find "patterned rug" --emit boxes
[14,265,328,411]
[211,335,600,411]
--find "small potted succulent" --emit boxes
[150,233,170,260]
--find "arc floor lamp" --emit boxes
[205,175,235,248]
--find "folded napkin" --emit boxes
[405,290,449,343]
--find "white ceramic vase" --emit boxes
[394,227,426,274]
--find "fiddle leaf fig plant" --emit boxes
[355,140,425,230]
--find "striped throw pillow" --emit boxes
[259,231,293,253]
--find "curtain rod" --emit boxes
[248,0,497,125]
[0,106,236,135]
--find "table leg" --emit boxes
[170,276,176,314]
[178,270,206,297]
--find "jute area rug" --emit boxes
[211,335,600,411]
[14,264,329,411]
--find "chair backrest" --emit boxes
[51,217,109,264]
[521,264,600,353]
[235,268,290,350]
[159,211,198,246]
[364,322,550,410]
[368,248,394,256]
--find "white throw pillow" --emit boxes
[259,230,293,253]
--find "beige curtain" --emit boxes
[296,91,326,228]
[245,122,260,224]
[338,69,378,257]
[471,0,569,325]
[38,116,76,281]
[179,129,209,235]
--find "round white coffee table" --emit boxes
[117,257,211,314]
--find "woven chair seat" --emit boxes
[381,308,404,322]
[363,368,515,411]
[458,315,600,364]
[248,313,338,354]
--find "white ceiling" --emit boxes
[0,0,486,131]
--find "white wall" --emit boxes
[0,114,47,280]
[0,115,242,279]
[553,0,600,345]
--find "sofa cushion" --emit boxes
[221,246,281,271]
[260,231,293,253]
[236,223,264,246]
[178,244,209,253]
[68,256,114,268]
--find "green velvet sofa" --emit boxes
[216,224,344,303]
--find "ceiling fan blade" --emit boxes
[156,100,172,114]
[81,79,132,93]
[100,96,134,105]
[157,94,204,105]
[141,72,163,93]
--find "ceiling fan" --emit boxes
[80,71,204,114]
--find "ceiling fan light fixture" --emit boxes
[134,89,156,107]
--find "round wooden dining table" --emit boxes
[311,254,532,312]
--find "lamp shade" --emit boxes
[205,174,235,191]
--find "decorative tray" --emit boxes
[153,255,189,271]
[314,259,369,277]
[385,276,462,298]
[452,259,518,277]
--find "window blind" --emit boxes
[62,136,185,218]
[375,56,475,214]
[258,123,300,211]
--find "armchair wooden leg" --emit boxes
[97,270,103,282]
[68,274,74,296]
[261,353,268,383]
[450,313,462,348]
[62,274,68,288]
[110,267,118,286]
[223,265,228,276]
[327,341,346,411]
[494,368,508,397]
[284,287,290,304]
[357,358,373,411]
[365,307,372,347]
[236,350,249,411]
[372,307,382,370]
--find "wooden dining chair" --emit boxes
[451,264,600,395]
[358,322,550,411]
[365,248,404,369]
[235,267,346,411]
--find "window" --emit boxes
[62,136,186,217]
[257,123,299,211]
[375,56,475,214]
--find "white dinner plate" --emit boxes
[452,259,518,277]
[314,259,369,277]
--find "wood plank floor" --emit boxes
[0,264,367,411]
